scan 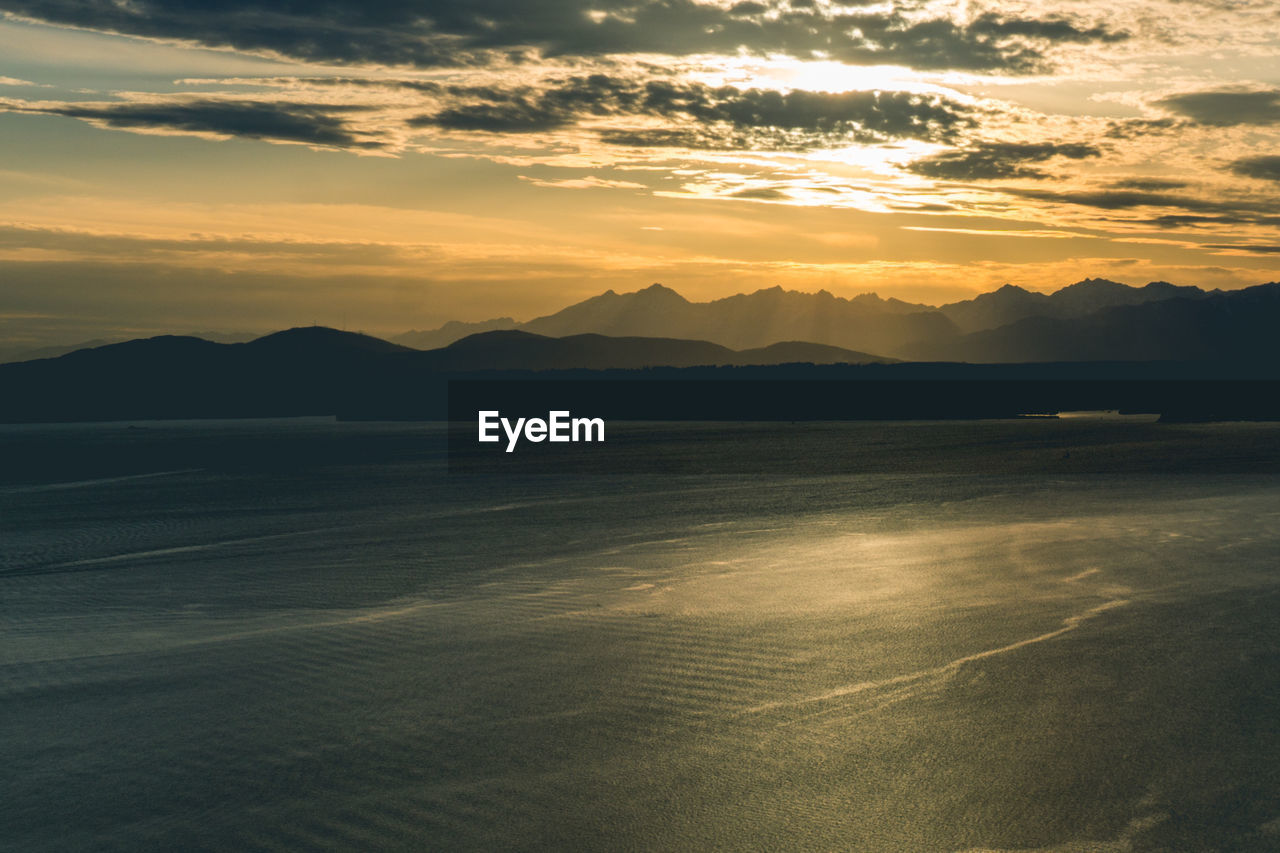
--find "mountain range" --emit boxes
[905,283,1280,362]
[393,278,1239,360]
[9,278,1275,369]
[396,284,946,355]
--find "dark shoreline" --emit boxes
[4,418,1280,484]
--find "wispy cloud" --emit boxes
[518,175,648,190]
[901,226,1084,239]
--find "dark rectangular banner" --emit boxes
[447,378,1280,475]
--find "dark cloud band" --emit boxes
[3,98,381,147]
[0,0,1128,73]
[1001,186,1280,228]
[1155,89,1280,126]
[410,76,976,148]
[1,76,975,152]
[906,142,1101,181]
[1231,155,1280,182]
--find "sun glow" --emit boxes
[697,57,964,97]
[804,139,946,177]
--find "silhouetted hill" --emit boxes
[905,282,1280,362]
[0,330,414,422]
[245,326,415,356]
[4,326,1279,423]
[60,335,223,360]
[734,340,895,365]
[0,330,258,365]
[0,338,117,365]
[431,329,732,370]
[0,326,896,422]
[425,329,893,370]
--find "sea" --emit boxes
[3,418,1280,851]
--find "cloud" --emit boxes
[1001,186,1280,228]
[906,142,1101,181]
[1204,243,1280,254]
[597,128,758,150]
[1,73,974,153]
[1146,214,1249,228]
[0,222,410,261]
[1103,117,1183,139]
[1155,88,1280,125]
[1007,188,1227,212]
[729,187,788,200]
[409,74,638,133]
[0,0,1127,74]
[1,97,382,148]
[1231,155,1280,181]
[639,83,973,142]
[412,76,976,149]
[1108,178,1190,190]
[517,175,648,190]
[824,11,1128,73]
[900,226,1081,239]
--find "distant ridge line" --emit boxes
[393,278,1271,363]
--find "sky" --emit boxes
[2,0,1280,346]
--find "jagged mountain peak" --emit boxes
[631,282,689,301]
[974,284,1042,302]
[399,276,1225,357]
[578,283,688,305]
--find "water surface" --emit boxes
[3,420,1280,851]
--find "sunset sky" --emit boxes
[2,0,1280,347]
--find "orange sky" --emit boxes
[1,1,1279,346]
